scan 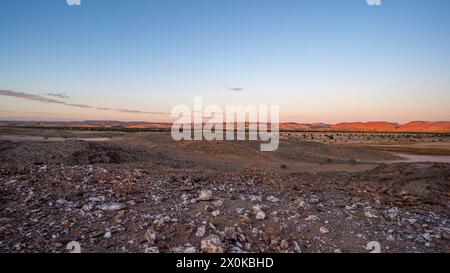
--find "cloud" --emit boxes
[367,0,381,6]
[0,90,170,116]
[0,90,64,104]
[46,92,70,99]
[227,87,244,92]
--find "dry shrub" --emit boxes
[403,182,429,199]
[118,170,137,194]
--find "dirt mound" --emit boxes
[71,143,132,164]
[0,141,83,165]
[0,141,164,166]
[0,140,18,152]
[348,163,450,213]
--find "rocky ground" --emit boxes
[0,130,449,253]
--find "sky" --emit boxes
[0,0,449,123]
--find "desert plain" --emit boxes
[0,126,449,253]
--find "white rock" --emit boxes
[252,204,262,214]
[145,228,157,245]
[88,196,106,202]
[298,200,310,210]
[184,246,197,253]
[267,196,280,203]
[256,210,266,220]
[99,203,126,211]
[319,227,329,234]
[144,246,160,253]
[249,195,262,202]
[212,199,223,207]
[198,190,213,201]
[82,204,93,212]
[305,215,320,221]
[364,211,378,218]
[196,226,206,237]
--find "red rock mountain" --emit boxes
[282,121,450,133]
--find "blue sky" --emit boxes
[0,0,449,122]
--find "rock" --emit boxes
[305,215,320,221]
[316,203,326,211]
[252,204,262,213]
[56,199,67,206]
[54,242,63,248]
[334,200,346,208]
[252,204,266,220]
[170,246,185,253]
[385,207,399,220]
[442,231,450,240]
[13,243,24,251]
[229,246,245,253]
[211,199,223,207]
[196,226,206,237]
[256,210,266,220]
[224,226,236,240]
[114,211,125,223]
[99,203,126,211]
[249,195,262,202]
[145,228,157,245]
[400,190,409,196]
[205,205,215,213]
[211,210,220,217]
[251,227,259,236]
[82,204,93,212]
[292,241,302,253]
[171,245,196,253]
[153,218,165,228]
[240,214,251,223]
[267,196,280,203]
[88,196,106,202]
[184,246,197,253]
[199,190,213,201]
[144,246,160,253]
[104,231,112,239]
[422,232,432,242]
[279,239,290,251]
[201,235,225,253]
[364,211,378,218]
[298,200,311,210]
[319,227,329,234]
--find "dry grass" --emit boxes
[403,182,429,199]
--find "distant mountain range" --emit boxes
[1,120,449,133]
[281,121,450,133]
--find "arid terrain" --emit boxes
[0,127,449,253]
